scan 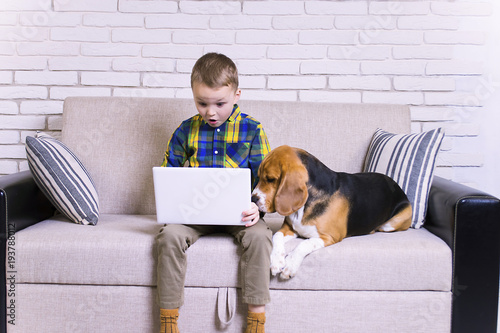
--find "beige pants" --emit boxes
[155,220,273,309]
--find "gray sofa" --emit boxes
[1,97,499,333]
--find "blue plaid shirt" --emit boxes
[161,105,270,188]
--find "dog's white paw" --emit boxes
[279,252,301,279]
[270,248,285,276]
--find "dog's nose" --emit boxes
[251,195,259,204]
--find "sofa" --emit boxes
[1,96,499,333]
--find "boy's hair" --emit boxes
[191,53,239,91]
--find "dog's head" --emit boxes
[252,145,309,216]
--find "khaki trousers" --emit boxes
[155,220,272,309]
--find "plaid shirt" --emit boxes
[161,105,270,188]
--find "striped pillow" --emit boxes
[363,128,444,229]
[25,132,99,225]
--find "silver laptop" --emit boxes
[153,167,252,225]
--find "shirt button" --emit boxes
[214,150,218,154]
[217,128,220,132]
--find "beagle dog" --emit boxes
[251,145,412,279]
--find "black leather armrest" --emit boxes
[0,170,55,238]
[425,176,500,333]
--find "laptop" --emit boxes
[153,167,252,225]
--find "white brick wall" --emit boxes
[0,0,498,199]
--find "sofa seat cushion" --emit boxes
[14,214,451,292]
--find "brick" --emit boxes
[335,15,397,30]
[0,71,13,84]
[210,15,271,30]
[0,42,15,56]
[363,92,424,105]
[51,27,110,42]
[0,131,19,144]
[81,43,141,57]
[146,14,209,29]
[239,76,266,89]
[203,45,267,60]
[244,1,303,15]
[0,26,48,42]
[237,60,300,75]
[0,101,17,114]
[437,153,483,167]
[361,61,425,75]
[398,16,459,30]
[393,46,453,60]
[47,115,62,131]
[301,61,359,75]
[268,46,326,59]
[394,76,455,92]
[243,90,297,102]
[50,87,111,100]
[49,57,111,71]
[360,31,423,45]
[306,2,367,15]
[422,122,480,137]
[268,76,326,90]
[329,76,391,91]
[300,90,361,103]
[273,16,334,30]
[119,1,177,13]
[236,31,297,45]
[113,58,175,72]
[176,59,196,73]
[329,46,391,60]
[431,2,492,16]
[0,160,18,174]
[180,1,241,15]
[20,101,64,115]
[84,13,144,27]
[0,115,45,130]
[0,13,17,25]
[173,30,234,44]
[425,92,483,107]
[20,12,81,27]
[113,88,175,98]
[369,2,429,15]
[143,73,191,88]
[0,145,27,159]
[54,0,118,12]
[143,44,203,59]
[17,42,80,56]
[0,86,47,99]
[425,31,485,45]
[299,31,357,45]
[81,72,140,87]
[0,0,51,11]
[15,71,78,85]
[410,107,455,122]
[112,28,171,43]
[426,61,483,75]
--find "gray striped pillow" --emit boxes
[363,128,444,229]
[25,132,99,225]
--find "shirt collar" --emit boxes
[227,104,240,123]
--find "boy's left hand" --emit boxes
[242,202,260,227]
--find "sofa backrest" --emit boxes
[62,97,410,215]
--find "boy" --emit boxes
[155,53,272,333]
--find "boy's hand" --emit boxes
[242,202,260,227]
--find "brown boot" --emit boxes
[160,308,179,333]
[245,311,266,333]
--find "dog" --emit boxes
[251,145,412,279]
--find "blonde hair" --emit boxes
[190,53,239,91]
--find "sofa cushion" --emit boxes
[14,214,451,293]
[25,132,99,225]
[363,128,444,229]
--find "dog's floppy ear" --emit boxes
[275,165,308,216]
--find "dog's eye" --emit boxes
[266,177,276,183]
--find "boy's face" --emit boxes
[192,82,241,128]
